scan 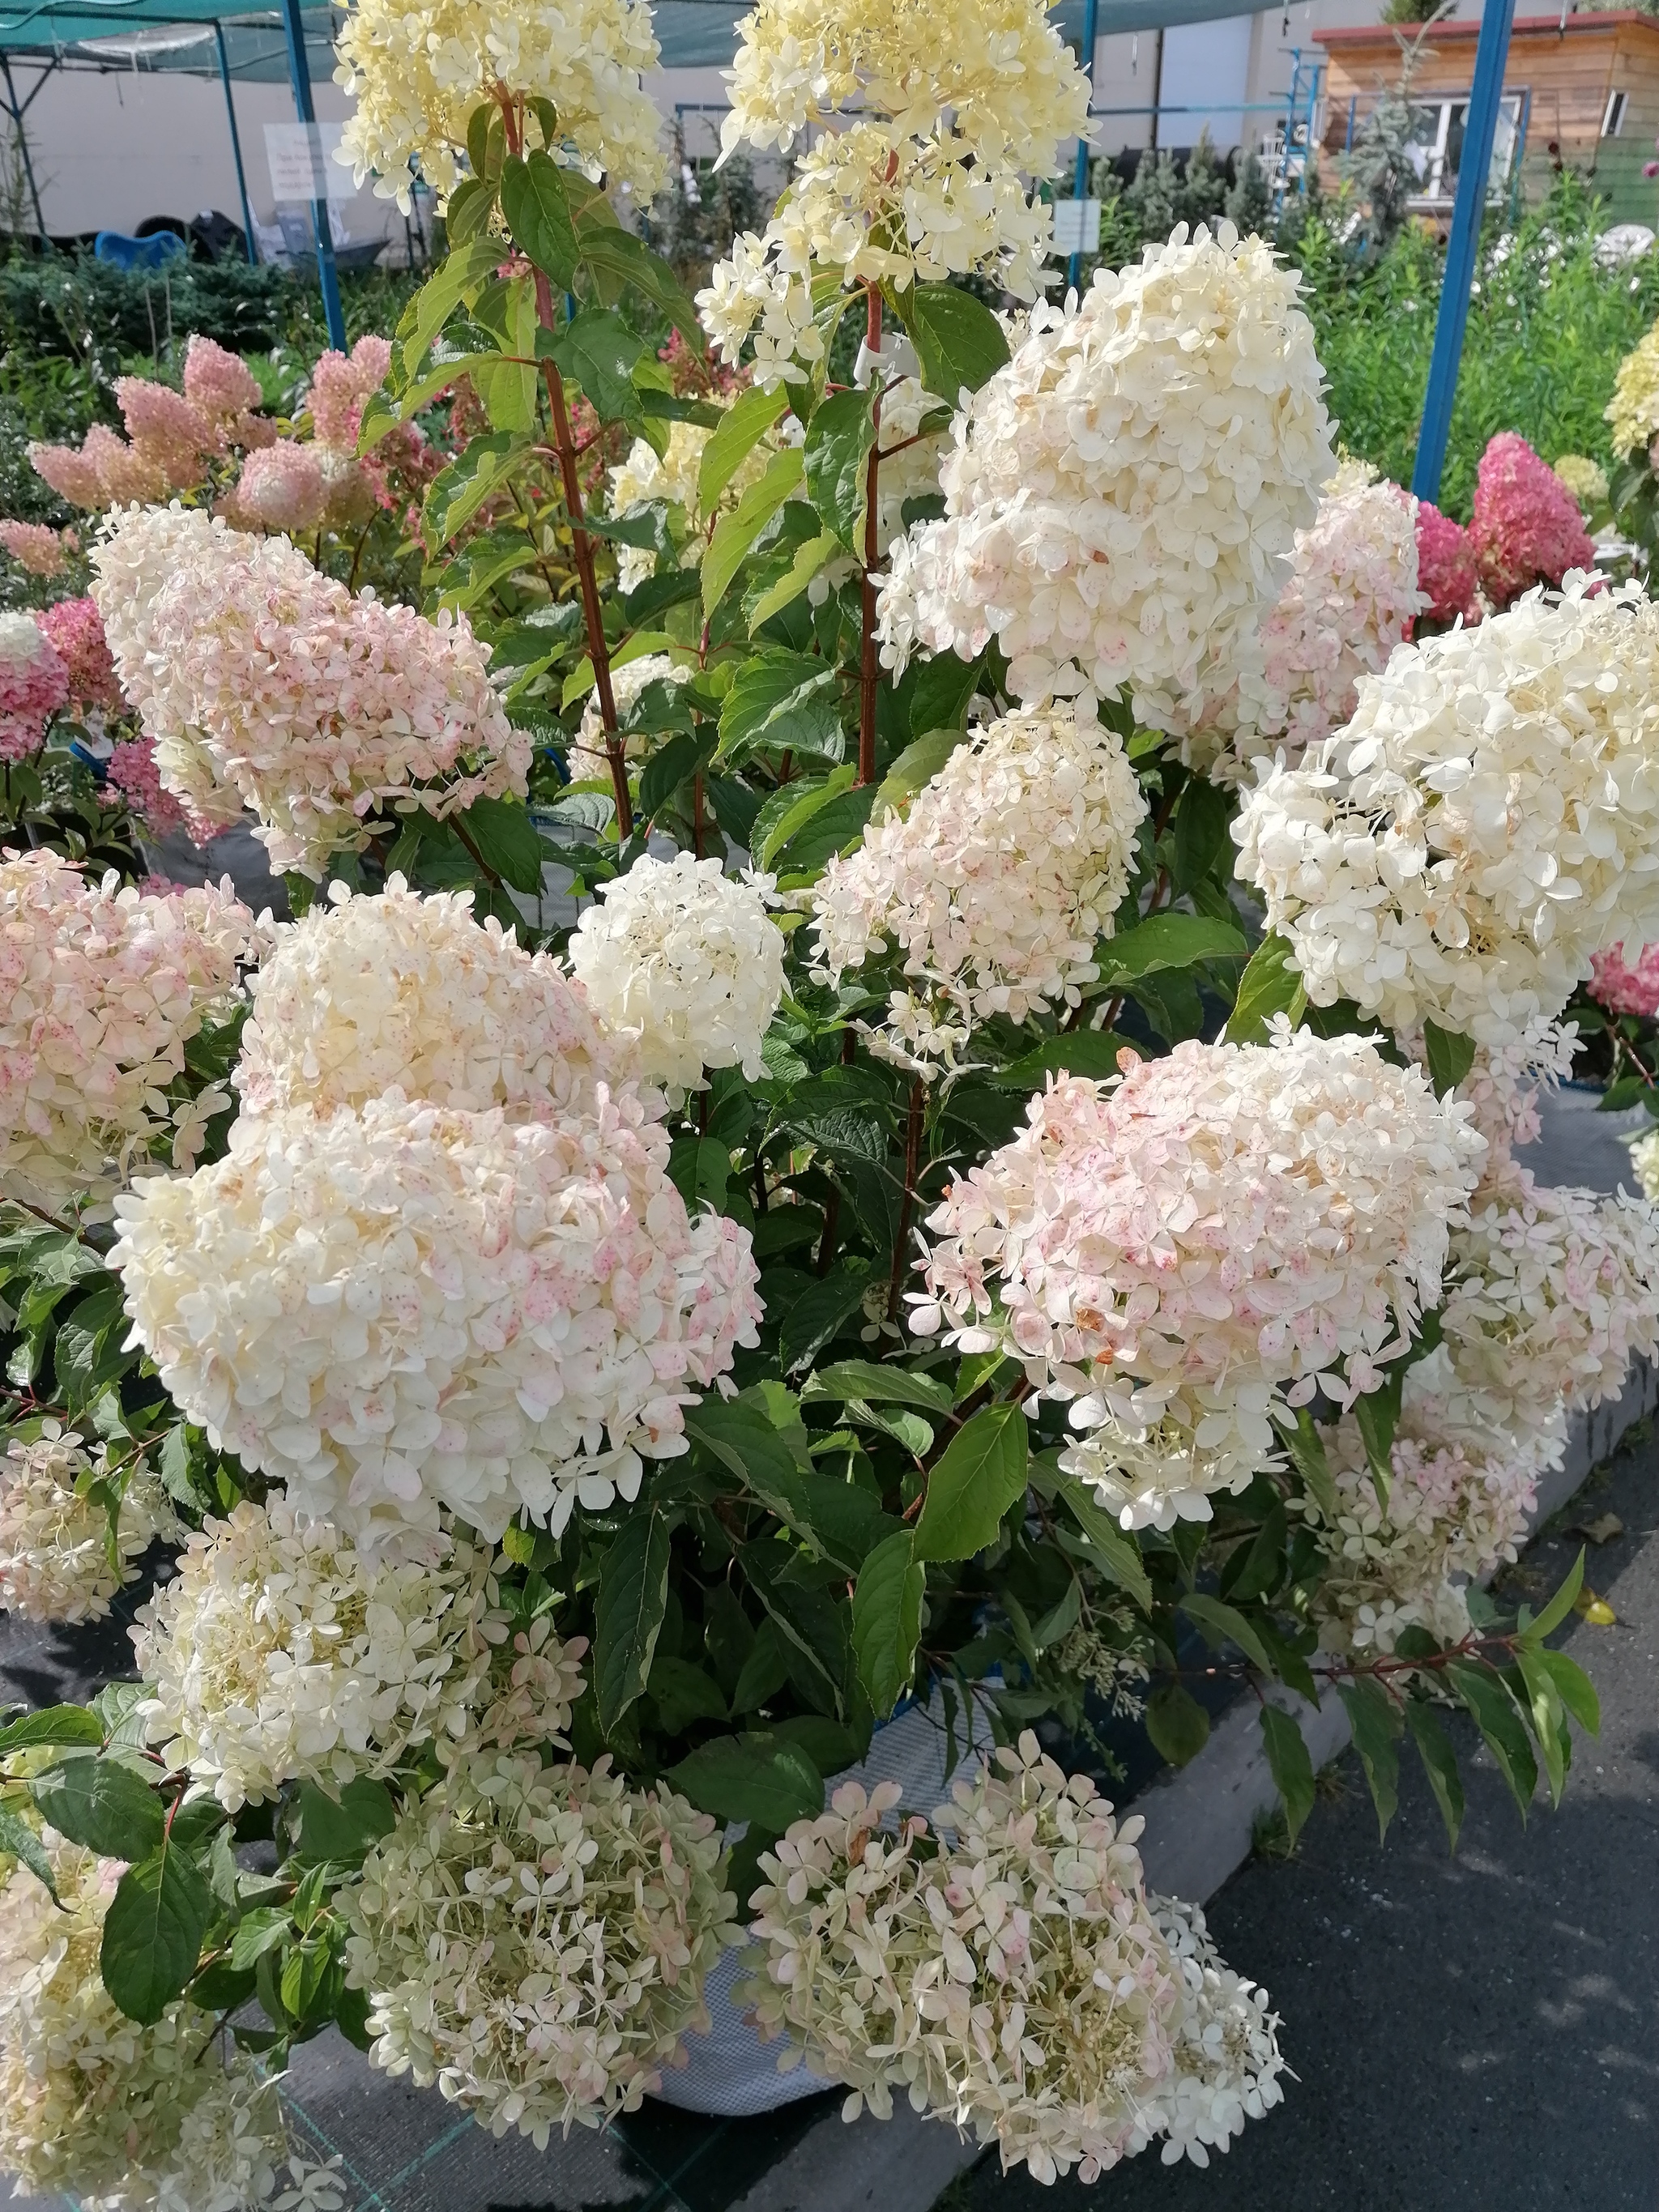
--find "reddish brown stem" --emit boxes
[532,269,632,839]
[886,1076,927,1322]
[857,284,885,789]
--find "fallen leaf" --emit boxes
[1573,1588,1618,1626]
[1569,1513,1624,1545]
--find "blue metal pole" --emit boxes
[1068,0,1100,295]
[1411,0,1516,503]
[214,22,258,267]
[279,0,347,349]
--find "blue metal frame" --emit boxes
[1068,0,1100,294]
[1411,0,1517,504]
[213,18,256,265]
[279,0,344,347]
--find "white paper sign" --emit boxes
[264,121,355,204]
[1051,197,1102,255]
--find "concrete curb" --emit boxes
[733,1357,1659,2212]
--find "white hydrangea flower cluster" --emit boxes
[0,850,264,1213]
[914,1029,1486,1528]
[812,702,1146,1068]
[0,1835,295,2211]
[0,1428,177,1624]
[607,419,773,592]
[1295,1404,1553,1656]
[340,1749,737,2142]
[113,1088,762,1554]
[335,0,667,208]
[740,1737,1284,2182]
[1400,1015,1577,1172]
[1628,1123,1659,1203]
[1438,1162,1659,1434]
[569,853,787,1093]
[877,226,1335,732]
[699,0,1090,382]
[130,1499,584,1810]
[571,653,693,789]
[1196,462,1425,781]
[1234,578,1659,1046]
[233,878,633,1124]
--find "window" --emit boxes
[1402,93,1524,207]
[1604,88,1628,137]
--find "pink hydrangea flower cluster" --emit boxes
[0,521,73,578]
[34,595,121,716]
[28,338,274,517]
[1232,466,1424,772]
[308,335,393,448]
[0,610,68,761]
[139,528,528,875]
[1469,432,1596,609]
[1589,940,1659,1017]
[106,735,192,839]
[1413,500,1480,626]
[182,334,262,422]
[913,1028,1486,1528]
[0,849,264,1211]
[236,441,329,533]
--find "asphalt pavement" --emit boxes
[951,1417,1659,2212]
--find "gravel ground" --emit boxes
[950,1417,1659,2212]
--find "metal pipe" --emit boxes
[1068,0,1100,295]
[1149,26,1165,150]
[1412,0,1517,503]
[279,0,346,349]
[0,53,45,245]
[214,20,258,266]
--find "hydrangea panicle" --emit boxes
[0,609,68,761]
[341,1750,736,2142]
[812,701,1146,1065]
[0,1426,176,1623]
[1469,432,1595,609]
[35,595,122,718]
[112,1089,762,1552]
[914,1029,1485,1528]
[569,855,786,1093]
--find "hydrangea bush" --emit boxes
[0,0,1648,2199]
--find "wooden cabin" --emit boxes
[1314,11,1659,226]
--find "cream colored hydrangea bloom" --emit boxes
[1606,318,1659,460]
[341,1750,736,2142]
[878,225,1335,734]
[812,701,1146,1067]
[0,1428,177,1624]
[1234,578,1659,1046]
[334,0,665,207]
[234,876,633,1123]
[0,1835,296,2211]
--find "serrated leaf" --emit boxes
[1051,1477,1153,1611]
[702,448,806,620]
[1224,932,1307,1043]
[852,1529,924,1717]
[574,219,702,347]
[912,1404,1028,1563]
[0,1703,104,1757]
[1447,1660,1537,1819]
[1275,1408,1338,1521]
[594,1503,674,1734]
[1520,1547,1585,1645]
[100,1841,211,2024]
[991,1031,1136,1090]
[776,1264,872,1375]
[1533,1647,1600,1735]
[1336,1677,1402,1841]
[667,1734,824,1830]
[803,386,878,552]
[454,794,546,894]
[772,785,877,879]
[393,237,501,387]
[801,1360,954,1416]
[541,308,645,423]
[873,725,970,820]
[898,283,1011,403]
[291,1778,398,1869]
[0,1809,58,1899]
[1405,1700,1465,1851]
[1260,1703,1316,1843]
[499,151,579,287]
[31,1754,164,1859]
[1096,910,1247,991]
[699,383,790,517]
[1171,778,1234,893]
[1179,1593,1276,1677]
[747,530,839,632]
[1145,1682,1211,1767]
[718,650,844,763]
[423,431,530,547]
[1422,1017,1477,1098]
